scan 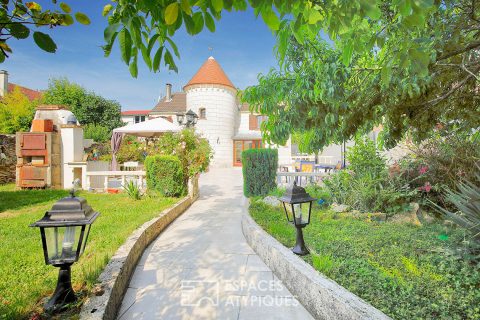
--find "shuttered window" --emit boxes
[249,114,258,130]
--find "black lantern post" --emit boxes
[278,181,316,255]
[30,186,99,312]
[176,109,198,128]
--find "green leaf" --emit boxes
[118,28,132,64]
[0,51,5,63]
[204,11,215,32]
[140,43,152,70]
[192,12,204,34]
[164,49,178,72]
[367,6,381,20]
[130,17,142,46]
[404,13,425,27]
[398,0,412,16]
[180,0,192,15]
[9,23,30,39]
[165,2,179,25]
[184,14,195,34]
[147,34,160,56]
[33,31,57,53]
[308,9,322,24]
[153,46,164,72]
[59,2,71,13]
[104,23,120,42]
[261,8,280,31]
[166,37,180,58]
[129,55,138,78]
[103,4,113,17]
[381,66,392,86]
[61,14,74,26]
[75,12,91,25]
[342,41,353,66]
[211,0,223,12]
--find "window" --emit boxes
[249,114,267,130]
[134,116,146,123]
[199,108,206,119]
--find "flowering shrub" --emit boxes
[152,128,213,186]
[324,136,417,215]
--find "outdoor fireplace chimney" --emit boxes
[166,83,172,101]
[0,70,8,97]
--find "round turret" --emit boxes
[184,57,238,167]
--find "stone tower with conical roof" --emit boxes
[184,56,238,167]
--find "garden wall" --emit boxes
[241,199,391,320]
[0,134,15,184]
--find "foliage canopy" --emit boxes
[43,78,123,132]
[0,86,39,134]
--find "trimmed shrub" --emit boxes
[144,155,185,197]
[242,148,278,197]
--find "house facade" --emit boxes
[121,110,150,125]
[149,56,344,168]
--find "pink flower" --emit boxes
[419,165,428,175]
[424,182,431,192]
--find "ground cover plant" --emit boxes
[249,201,480,319]
[0,184,176,319]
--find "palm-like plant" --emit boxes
[433,172,480,242]
[123,180,143,200]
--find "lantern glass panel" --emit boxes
[176,113,185,124]
[283,202,294,222]
[44,226,83,264]
[292,202,312,226]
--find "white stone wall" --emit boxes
[238,112,252,133]
[186,85,238,167]
[121,115,135,125]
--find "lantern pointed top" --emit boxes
[278,181,317,204]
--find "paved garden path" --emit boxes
[117,168,313,320]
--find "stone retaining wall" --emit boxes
[80,176,198,320]
[241,201,391,320]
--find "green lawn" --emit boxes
[250,201,480,320]
[0,184,177,319]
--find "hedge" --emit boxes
[242,148,278,197]
[144,155,185,197]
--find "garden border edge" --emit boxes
[79,189,198,320]
[241,198,392,320]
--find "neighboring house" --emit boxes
[120,110,150,125]
[0,70,42,100]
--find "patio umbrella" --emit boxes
[111,117,181,170]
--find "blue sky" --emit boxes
[3,2,277,110]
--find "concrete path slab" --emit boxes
[117,168,313,320]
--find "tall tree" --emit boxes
[0,86,38,133]
[43,78,123,131]
[242,1,480,151]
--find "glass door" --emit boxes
[234,141,243,166]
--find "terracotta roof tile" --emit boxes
[151,92,186,114]
[184,56,235,90]
[121,110,151,116]
[8,83,42,100]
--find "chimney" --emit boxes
[0,70,8,97]
[166,83,172,101]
